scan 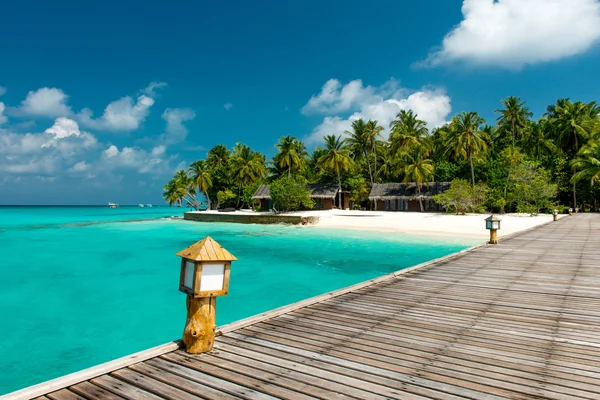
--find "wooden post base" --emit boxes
[553,215,558,222]
[489,229,498,245]
[183,296,216,354]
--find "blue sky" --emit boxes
[1,0,600,205]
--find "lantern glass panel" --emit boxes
[486,220,492,230]
[493,221,499,230]
[199,263,225,292]
[184,261,196,290]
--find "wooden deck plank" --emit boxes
[69,382,125,400]
[7,214,600,400]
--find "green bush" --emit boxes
[433,179,487,214]
[269,176,315,213]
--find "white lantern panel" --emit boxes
[200,263,225,292]
[184,261,196,289]
[493,221,499,229]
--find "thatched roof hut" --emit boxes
[368,182,450,201]
[252,184,271,199]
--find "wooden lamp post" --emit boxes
[175,236,237,354]
[485,215,501,245]
[552,209,558,222]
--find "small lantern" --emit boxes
[485,215,501,231]
[176,236,237,298]
[552,209,558,221]
[485,215,501,245]
[176,236,237,354]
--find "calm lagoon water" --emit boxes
[0,206,479,394]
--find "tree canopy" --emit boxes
[162,96,600,213]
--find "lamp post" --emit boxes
[552,209,558,222]
[485,215,501,245]
[569,207,573,216]
[176,236,237,354]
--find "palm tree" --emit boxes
[162,178,186,206]
[403,148,434,213]
[207,144,230,167]
[495,96,532,149]
[318,135,353,208]
[572,141,600,185]
[230,143,266,207]
[364,120,385,182]
[344,119,372,184]
[546,100,599,207]
[389,110,428,161]
[188,160,213,210]
[274,135,307,178]
[445,112,487,186]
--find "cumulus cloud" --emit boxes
[304,79,452,145]
[142,81,167,97]
[425,0,600,68]
[301,79,398,115]
[224,103,233,111]
[16,87,72,118]
[78,95,155,131]
[0,102,7,125]
[0,118,97,175]
[11,84,163,132]
[68,161,91,173]
[160,108,196,144]
[101,144,171,174]
[0,86,6,96]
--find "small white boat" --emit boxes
[138,204,145,208]
[108,202,119,208]
[146,204,153,208]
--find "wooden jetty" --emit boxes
[5,214,600,400]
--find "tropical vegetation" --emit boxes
[163,96,600,213]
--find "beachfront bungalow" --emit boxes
[369,182,450,212]
[252,183,350,211]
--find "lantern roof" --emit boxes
[485,214,501,222]
[176,236,238,262]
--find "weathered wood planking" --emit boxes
[5,214,600,400]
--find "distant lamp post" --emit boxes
[552,209,558,222]
[485,215,501,245]
[569,207,573,216]
[176,236,237,354]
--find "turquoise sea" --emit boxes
[0,206,479,395]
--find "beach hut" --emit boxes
[252,183,350,211]
[368,182,450,212]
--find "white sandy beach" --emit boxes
[293,210,563,238]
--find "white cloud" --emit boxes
[302,79,397,115]
[0,102,7,125]
[304,79,452,145]
[16,87,72,118]
[142,81,167,97]
[425,0,600,68]
[0,118,97,175]
[78,94,155,131]
[100,144,170,174]
[160,108,196,144]
[68,161,91,173]
[151,145,166,156]
[0,86,6,96]
[224,103,233,111]
[44,117,81,139]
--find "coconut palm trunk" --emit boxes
[417,184,424,212]
[373,146,378,182]
[470,153,475,186]
[204,190,211,210]
[337,170,342,209]
[573,167,577,208]
[364,149,374,185]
